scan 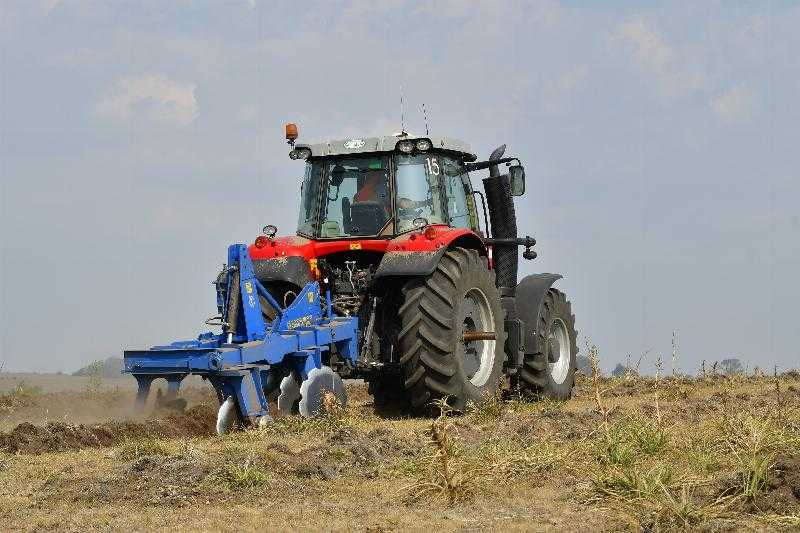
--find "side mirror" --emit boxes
[509,164,525,196]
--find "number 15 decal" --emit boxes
[426,157,440,176]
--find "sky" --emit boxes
[1,1,798,374]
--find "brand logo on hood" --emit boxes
[344,138,366,149]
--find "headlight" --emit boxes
[415,139,432,151]
[397,140,415,153]
[289,147,311,160]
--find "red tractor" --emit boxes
[249,124,578,412]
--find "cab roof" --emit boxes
[295,133,477,162]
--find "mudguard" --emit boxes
[374,229,487,279]
[252,257,311,288]
[515,273,563,354]
[373,248,448,278]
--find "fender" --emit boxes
[515,273,563,354]
[252,256,311,288]
[374,228,487,279]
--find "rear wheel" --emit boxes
[398,247,505,411]
[519,288,578,400]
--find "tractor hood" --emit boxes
[295,134,477,161]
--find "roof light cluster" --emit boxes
[396,138,432,154]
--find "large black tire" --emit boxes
[519,288,578,400]
[398,247,505,411]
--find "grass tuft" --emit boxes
[737,453,773,500]
[117,438,169,460]
[205,453,272,489]
[629,418,668,456]
[466,387,506,424]
[222,461,271,488]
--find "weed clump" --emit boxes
[402,398,478,505]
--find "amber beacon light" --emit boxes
[285,123,299,146]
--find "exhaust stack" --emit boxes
[482,145,519,307]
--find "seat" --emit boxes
[321,220,342,238]
[349,201,386,235]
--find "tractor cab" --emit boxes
[290,133,480,239]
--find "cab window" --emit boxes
[440,155,477,230]
[394,154,446,232]
[321,156,390,238]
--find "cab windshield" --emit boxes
[295,151,475,238]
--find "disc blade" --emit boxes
[277,374,301,415]
[298,367,347,418]
[216,396,237,435]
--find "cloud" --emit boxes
[615,15,673,73]
[613,15,705,99]
[710,84,759,122]
[415,0,563,27]
[92,75,197,126]
[541,64,589,114]
[42,0,62,15]
[50,47,110,68]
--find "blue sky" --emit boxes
[1,1,798,373]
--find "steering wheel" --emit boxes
[400,198,432,218]
[398,197,431,210]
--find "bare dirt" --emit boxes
[751,454,800,515]
[0,404,216,454]
[0,374,212,430]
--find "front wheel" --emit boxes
[397,247,506,411]
[518,289,578,400]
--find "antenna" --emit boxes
[400,86,406,135]
[422,103,430,136]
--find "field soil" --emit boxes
[0,372,798,531]
[0,373,207,430]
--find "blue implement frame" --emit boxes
[123,244,359,422]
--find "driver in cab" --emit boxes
[353,168,423,213]
[353,168,389,207]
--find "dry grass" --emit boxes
[115,437,169,460]
[0,370,798,531]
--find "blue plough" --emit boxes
[123,244,359,430]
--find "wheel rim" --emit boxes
[460,287,496,387]
[548,318,571,385]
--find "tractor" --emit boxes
[123,124,577,432]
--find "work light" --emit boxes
[397,140,415,153]
[416,139,432,151]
